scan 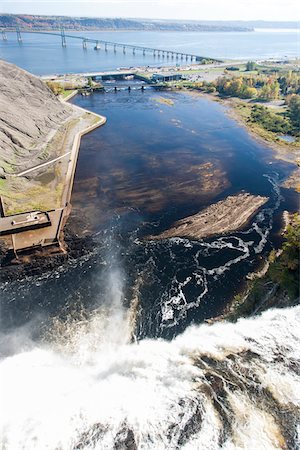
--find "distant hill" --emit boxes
[191,20,299,29]
[0,14,254,32]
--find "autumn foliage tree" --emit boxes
[46,81,63,96]
[287,94,300,131]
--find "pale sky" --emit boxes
[1,0,300,21]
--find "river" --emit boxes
[0,34,300,449]
[1,86,298,338]
[0,29,299,75]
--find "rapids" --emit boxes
[1,273,299,449]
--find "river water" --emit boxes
[0,34,300,449]
[1,87,298,337]
[0,29,299,75]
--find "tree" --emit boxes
[259,80,280,101]
[288,94,300,131]
[239,86,257,99]
[250,105,291,133]
[246,61,256,71]
[46,81,63,96]
[269,215,300,298]
[215,76,257,99]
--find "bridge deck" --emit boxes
[2,29,222,62]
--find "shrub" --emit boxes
[250,105,292,133]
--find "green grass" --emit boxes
[61,89,76,99]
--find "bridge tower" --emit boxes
[16,27,22,43]
[2,30,7,41]
[60,27,66,47]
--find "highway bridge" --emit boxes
[1,28,221,63]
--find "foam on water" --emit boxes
[1,301,299,449]
[137,173,283,335]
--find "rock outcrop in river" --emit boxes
[149,192,268,240]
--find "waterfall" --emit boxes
[1,302,299,449]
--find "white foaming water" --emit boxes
[1,299,299,449]
[150,174,283,331]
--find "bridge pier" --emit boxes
[82,39,87,49]
[60,28,66,47]
[16,27,22,43]
[114,44,117,53]
[123,46,126,54]
[105,43,108,51]
[94,41,101,50]
[2,31,7,41]
[143,49,146,56]
[132,47,135,55]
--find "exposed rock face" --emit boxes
[148,193,268,241]
[0,59,72,173]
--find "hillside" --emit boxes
[0,60,100,216]
[0,60,72,178]
[0,14,254,32]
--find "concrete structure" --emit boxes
[152,73,183,82]
[0,103,106,256]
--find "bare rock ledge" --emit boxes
[148,192,268,241]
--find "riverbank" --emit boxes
[210,213,300,323]
[0,61,106,257]
[178,89,300,191]
[223,98,300,190]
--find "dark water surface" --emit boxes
[0,88,298,339]
[1,30,299,75]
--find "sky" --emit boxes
[1,0,300,21]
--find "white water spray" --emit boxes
[1,297,299,449]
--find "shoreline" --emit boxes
[224,98,300,191]
[181,89,300,191]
